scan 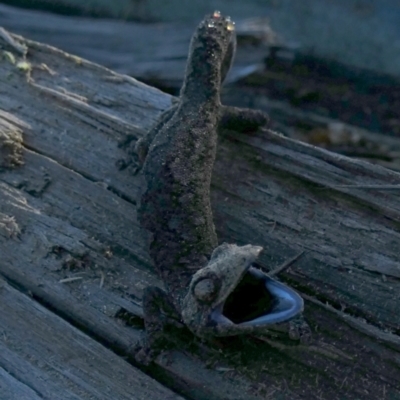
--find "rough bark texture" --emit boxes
[1,29,400,399]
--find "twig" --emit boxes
[0,27,26,55]
[331,184,400,191]
[268,251,305,277]
[59,277,83,284]
[99,271,105,288]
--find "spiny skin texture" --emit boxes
[134,13,308,364]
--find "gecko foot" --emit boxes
[132,335,167,366]
[132,286,182,365]
[132,331,180,366]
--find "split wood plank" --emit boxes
[0,277,183,400]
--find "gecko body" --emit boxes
[134,12,308,363]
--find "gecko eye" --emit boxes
[192,277,220,303]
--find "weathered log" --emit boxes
[1,29,400,399]
[0,277,184,400]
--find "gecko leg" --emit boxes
[135,104,178,166]
[133,286,180,365]
[219,105,269,133]
[120,103,178,175]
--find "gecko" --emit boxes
[134,11,310,364]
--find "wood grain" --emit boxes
[1,29,400,399]
[0,277,183,400]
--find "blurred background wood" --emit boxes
[0,3,275,87]
[1,0,400,78]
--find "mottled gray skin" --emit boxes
[134,13,307,364]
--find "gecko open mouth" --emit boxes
[212,265,304,327]
[183,244,304,337]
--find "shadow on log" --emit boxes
[1,28,400,399]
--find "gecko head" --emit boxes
[181,243,304,338]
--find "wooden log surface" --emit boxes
[1,29,400,399]
[0,277,183,400]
